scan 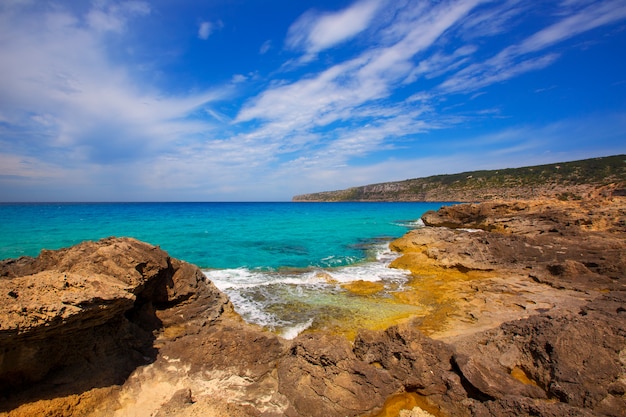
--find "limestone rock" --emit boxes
[396,199,626,292]
[500,301,626,414]
[399,408,436,417]
[278,331,398,417]
[389,196,626,417]
[468,395,598,417]
[353,323,455,397]
[0,237,231,395]
[453,354,547,400]
[154,388,194,417]
[278,322,474,417]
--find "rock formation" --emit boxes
[1,192,625,417]
[0,237,270,416]
[388,195,626,416]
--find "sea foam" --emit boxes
[203,243,411,338]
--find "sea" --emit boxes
[0,202,450,338]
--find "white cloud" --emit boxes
[518,0,626,54]
[439,0,626,94]
[231,74,247,84]
[259,40,272,54]
[237,0,482,160]
[439,52,560,93]
[459,0,525,39]
[198,21,212,40]
[286,0,382,58]
[87,1,150,33]
[198,19,223,41]
[404,45,476,84]
[0,3,230,180]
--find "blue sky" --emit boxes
[1,0,625,201]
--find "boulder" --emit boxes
[278,331,398,417]
[446,289,626,417]
[452,354,546,400]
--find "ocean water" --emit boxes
[0,202,449,337]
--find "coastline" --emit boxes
[1,189,625,417]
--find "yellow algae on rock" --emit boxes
[387,247,498,337]
[307,296,425,341]
[510,366,540,387]
[369,392,442,417]
[341,280,385,296]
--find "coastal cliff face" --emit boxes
[1,193,625,417]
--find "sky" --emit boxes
[1,0,625,202]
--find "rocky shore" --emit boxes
[1,189,625,416]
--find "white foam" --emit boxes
[320,243,408,283]
[321,261,408,284]
[202,242,412,333]
[205,267,274,290]
[319,254,360,267]
[205,267,328,291]
[223,288,281,328]
[394,218,425,228]
[204,243,410,289]
[280,318,314,340]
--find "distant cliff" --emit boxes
[293,154,626,202]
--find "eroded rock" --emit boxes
[278,331,397,417]
[0,237,232,411]
[397,198,626,292]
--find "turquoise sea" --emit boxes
[0,202,449,337]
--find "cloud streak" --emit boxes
[237,0,484,168]
[286,0,382,60]
[441,0,626,93]
[231,0,626,194]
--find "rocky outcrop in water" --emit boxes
[1,193,625,417]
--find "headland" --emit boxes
[293,154,625,202]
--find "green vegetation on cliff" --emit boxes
[293,155,626,202]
